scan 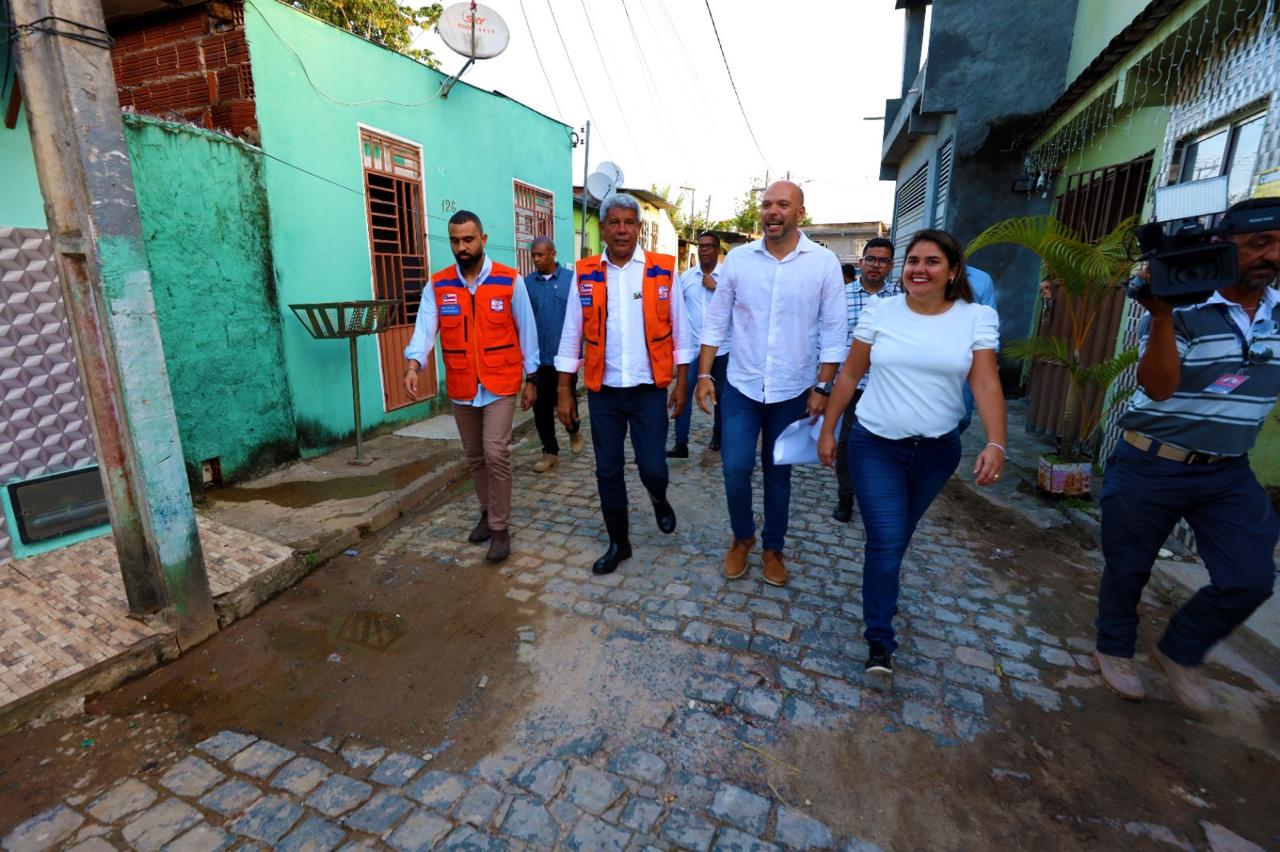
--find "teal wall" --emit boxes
[1066,0,1150,83]
[245,0,574,451]
[0,104,46,229]
[124,114,298,485]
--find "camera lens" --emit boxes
[1173,260,1219,286]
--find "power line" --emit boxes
[702,0,771,173]
[516,0,567,123]
[574,0,649,176]
[616,0,682,158]
[543,0,612,162]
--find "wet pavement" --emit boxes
[2,414,1278,850]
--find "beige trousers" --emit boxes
[451,395,516,531]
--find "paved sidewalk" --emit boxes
[3,409,1275,850]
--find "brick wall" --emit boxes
[110,2,258,141]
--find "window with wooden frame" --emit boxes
[513,180,554,277]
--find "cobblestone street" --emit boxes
[2,417,1278,850]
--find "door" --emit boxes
[513,180,554,277]
[361,128,437,411]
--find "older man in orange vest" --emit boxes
[404,210,539,563]
[555,193,694,574]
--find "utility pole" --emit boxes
[679,185,695,237]
[578,120,591,259]
[704,196,711,225]
[12,0,216,646]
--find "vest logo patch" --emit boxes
[440,304,461,316]
[490,298,506,312]
[441,292,458,305]
[658,286,670,301]
[579,282,593,296]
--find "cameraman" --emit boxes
[1095,197,1280,714]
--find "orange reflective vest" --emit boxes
[432,262,524,401]
[575,252,676,392]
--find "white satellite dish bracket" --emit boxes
[435,2,511,98]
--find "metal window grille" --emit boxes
[892,163,929,280]
[362,131,427,327]
[933,139,953,227]
[514,181,554,277]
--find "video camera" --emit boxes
[1130,175,1280,305]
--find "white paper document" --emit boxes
[771,414,842,466]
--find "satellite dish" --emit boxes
[585,161,626,204]
[437,3,511,60]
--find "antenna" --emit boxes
[436,2,511,98]
[584,161,626,208]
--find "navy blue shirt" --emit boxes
[524,264,574,367]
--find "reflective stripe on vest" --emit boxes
[575,251,675,392]
[432,261,524,401]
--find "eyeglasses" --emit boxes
[861,256,892,266]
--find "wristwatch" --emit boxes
[813,382,833,396]
[525,373,538,384]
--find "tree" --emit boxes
[650,184,714,239]
[291,0,444,65]
[966,215,1141,461]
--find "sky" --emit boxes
[413,0,908,225]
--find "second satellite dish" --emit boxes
[585,161,626,203]
[436,3,511,59]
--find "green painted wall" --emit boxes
[1054,106,1168,213]
[1066,0,1150,83]
[245,0,574,452]
[0,105,47,229]
[572,204,601,258]
[124,114,298,485]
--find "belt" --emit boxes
[1122,430,1229,465]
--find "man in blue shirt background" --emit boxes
[525,237,584,472]
[958,264,998,433]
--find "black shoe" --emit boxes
[651,495,677,534]
[593,511,632,575]
[666,443,689,459]
[468,511,491,544]
[865,642,893,678]
[832,501,853,523]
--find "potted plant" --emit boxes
[966,215,1141,496]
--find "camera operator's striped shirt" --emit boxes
[1120,287,1280,457]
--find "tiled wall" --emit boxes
[0,228,98,564]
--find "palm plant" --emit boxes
[966,215,1141,461]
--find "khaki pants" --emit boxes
[451,396,516,531]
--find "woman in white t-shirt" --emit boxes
[817,229,1008,683]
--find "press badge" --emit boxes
[1205,373,1250,394]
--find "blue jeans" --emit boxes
[675,353,728,445]
[1097,441,1277,665]
[851,423,962,653]
[587,385,669,514]
[720,383,809,551]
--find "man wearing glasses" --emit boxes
[832,239,901,523]
[1094,197,1280,715]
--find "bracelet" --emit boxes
[697,373,713,380]
[986,441,1007,457]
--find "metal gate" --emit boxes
[361,129,437,411]
[513,180,554,278]
[1026,154,1153,441]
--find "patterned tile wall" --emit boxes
[0,228,98,564]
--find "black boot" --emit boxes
[832,500,853,523]
[593,510,632,575]
[666,442,689,458]
[651,493,676,534]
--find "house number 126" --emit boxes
[441,199,457,213]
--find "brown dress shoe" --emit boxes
[723,537,754,580]
[1151,646,1213,714]
[486,529,510,563]
[1094,651,1145,701]
[468,511,491,544]
[762,549,789,587]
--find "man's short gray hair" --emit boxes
[601,192,641,220]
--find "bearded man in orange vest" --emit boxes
[404,210,539,563]
[555,193,695,574]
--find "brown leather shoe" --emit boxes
[762,549,789,587]
[468,511,491,544]
[1094,651,1145,701]
[486,529,510,563]
[1151,646,1213,714]
[723,538,754,580]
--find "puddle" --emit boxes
[334,610,408,652]
[207,450,455,508]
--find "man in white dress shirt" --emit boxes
[669,231,729,458]
[556,194,695,575]
[695,181,847,587]
[404,210,539,563]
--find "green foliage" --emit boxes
[292,0,443,64]
[968,215,1142,460]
